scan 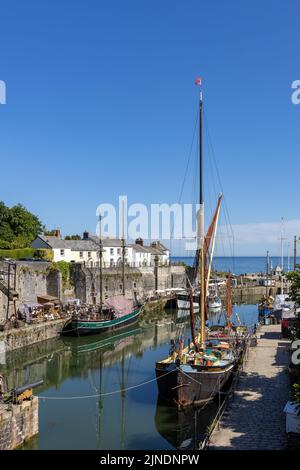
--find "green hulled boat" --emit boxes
[62,304,142,336]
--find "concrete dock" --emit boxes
[209,324,290,450]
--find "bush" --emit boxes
[48,261,70,287]
[0,247,35,259]
[33,249,54,261]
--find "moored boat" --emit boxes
[61,298,142,336]
[155,78,237,408]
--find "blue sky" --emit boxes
[0,0,300,255]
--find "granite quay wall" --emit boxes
[0,318,67,352]
[70,264,186,304]
[0,398,39,450]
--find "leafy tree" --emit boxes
[65,234,81,240]
[0,201,44,249]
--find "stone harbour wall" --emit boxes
[0,318,67,352]
[0,398,39,450]
[71,264,186,304]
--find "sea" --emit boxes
[171,256,299,275]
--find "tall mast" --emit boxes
[280,217,286,294]
[266,250,269,297]
[121,200,126,296]
[294,235,298,271]
[195,77,205,350]
[98,214,103,313]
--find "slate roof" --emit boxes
[36,234,169,254]
[37,235,98,251]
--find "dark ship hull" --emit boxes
[155,362,234,408]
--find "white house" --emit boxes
[31,233,99,265]
[31,232,170,268]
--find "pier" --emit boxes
[209,324,290,450]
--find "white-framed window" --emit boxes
[60,249,65,257]
[110,248,114,255]
[117,248,121,255]
[110,258,114,266]
[79,251,83,259]
[88,251,91,258]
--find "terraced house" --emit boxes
[31,232,170,268]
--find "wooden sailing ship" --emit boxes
[155,78,237,407]
[62,216,142,336]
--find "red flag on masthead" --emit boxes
[195,77,202,86]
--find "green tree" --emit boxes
[65,234,81,240]
[0,201,44,249]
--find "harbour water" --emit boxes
[172,256,299,275]
[0,305,258,450]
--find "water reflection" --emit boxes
[0,304,258,450]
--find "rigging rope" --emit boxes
[36,368,175,401]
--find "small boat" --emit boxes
[207,293,222,310]
[177,290,199,310]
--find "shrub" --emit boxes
[48,261,70,287]
[0,247,35,259]
[33,249,54,261]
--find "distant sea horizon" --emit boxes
[171,256,299,275]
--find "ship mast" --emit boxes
[121,199,126,296]
[98,214,103,313]
[196,78,206,350]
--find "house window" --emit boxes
[60,249,65,257]
[88,251,91,258]
[119,284,123,292]
[79,251,83,258]
[110,248,114,255]
[110,258,114,266]
[133,282,136,288]
[105,286,108,292]
[117,248,121,255]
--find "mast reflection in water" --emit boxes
[0,305,257,450]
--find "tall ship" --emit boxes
[155,78,237,407]
[62,218,142,336]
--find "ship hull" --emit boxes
[177,294,199,310]
[155,362,234,408]
[61,308,141,336]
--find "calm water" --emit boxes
[1,305,258,450]
[172,256,299,275]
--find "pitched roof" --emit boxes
[37,235,98,251]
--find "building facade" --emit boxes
[31,233,170,267]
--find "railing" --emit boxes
[78,261,170,269]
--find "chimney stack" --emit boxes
[135,238,144,246]
[53,229,61,238]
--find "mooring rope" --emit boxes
[36,367,175,400]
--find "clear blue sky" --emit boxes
[1,0,300,255]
